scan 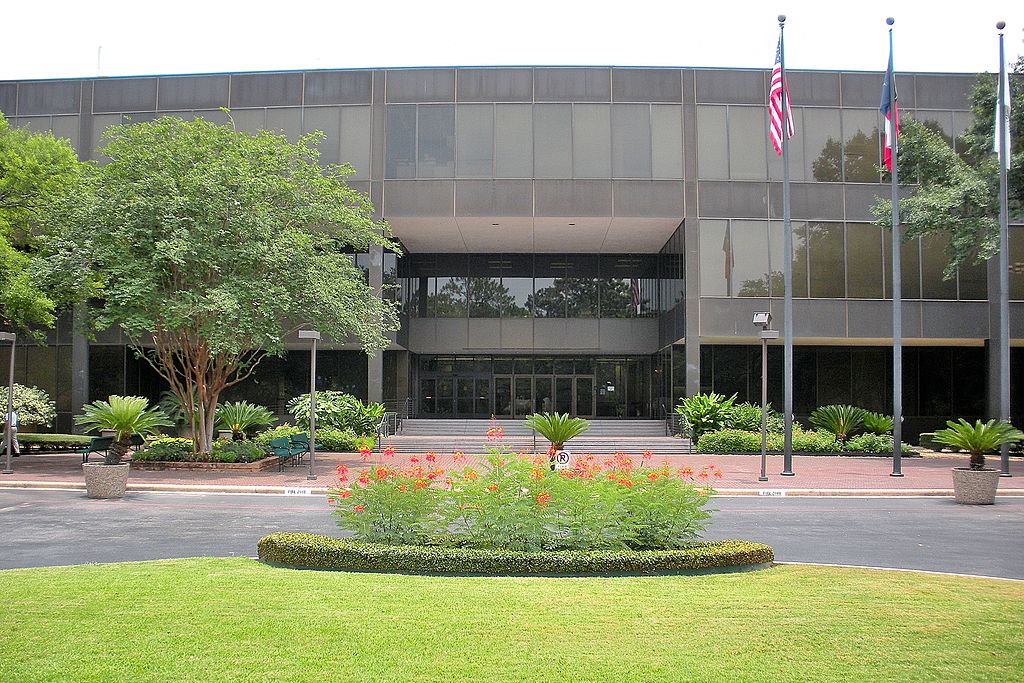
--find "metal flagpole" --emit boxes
[997,21,1012,477]
[888,17,904,477]
[779,14,794,476]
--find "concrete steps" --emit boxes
[386,419,691,455]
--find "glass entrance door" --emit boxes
[554,376,573,414]
[494,376,512,417]
[575,376,594,417]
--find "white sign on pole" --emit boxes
[554,450,571,471]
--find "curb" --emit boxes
[2,480,1024,497]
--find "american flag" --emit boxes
[769,35,795,156]
[880,42,899,172]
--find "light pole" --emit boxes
[298,330,320,481]
[1,331,16,475]
[752,313,777,483]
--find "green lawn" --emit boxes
[1,558,1021,682]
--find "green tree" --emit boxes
[39,115,399,452]
[872,66,1023,276]
[0,114,83,333]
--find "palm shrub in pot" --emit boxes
[933,419,1023,505]
[75,395,172,499]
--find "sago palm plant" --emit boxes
[809,404,868,444]
[524,412,590,451]
[862,411,894,435]
[933,419,1023,471]
[75,395,173,465]
[216,401,275,440]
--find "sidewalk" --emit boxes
[2,448,1022,496]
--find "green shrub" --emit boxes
[287,391,384,436]
[257,533,774,575]
[0,384,57,429]
[215,401,275,440]
[846,433,914,455]
[17,433,92,449]
[697,429,782,453]
[253,424,305,451]
[809,404,868,442]
[210,438,265,463]
[862,411,894,435]
[675,392,737,442]
[791,429,841,453]
[724,402,784,433]
[315,427,360,452]
[136,437,194,461]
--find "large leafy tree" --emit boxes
[0,113,83,333]
[39,115,400,452]
[872,63,1023,276]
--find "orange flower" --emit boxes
[336,465,349,475]
[713,470,723,478]
[698,470,709,479]
[618,478,633,488]
[707,464,716,470]
[452,450,466,462]
[647,472,658,481]
[357,475,370,486]
[425,452,437,463]
[340,490,352,499]
[680,467,694,477]
[642,450,653,460]
[353,504,365,512]
[486,426,504,440]
[464,469,479,482]
[410,455,420,463]
[530,467,545,481]
[535,491,552,508]
[383,446,396,458]
[375,466,389,481]
[358,448,371,461]
[414,479,427,490]
[487,484,499,493]
[398,484,408,492]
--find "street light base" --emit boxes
[758,476,769,482]
[1000,473,1013,478]
[780,471,795,477]
[890,472,904,477]
[307,475,318,481]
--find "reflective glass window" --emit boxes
[573,104,611,178]
[699,219,730,296]
[728,107,767,180]
[651,105,684,178]
[920,235,958,299]
[846,223,884,299]
[534,104,573,178]
[957,257,987,300]
[385,105,416,179]
[612,104,651,178]
[417,105,455,178]
[1011,226,1024,300]
[456,104,493,177]
[842,109,880,183]
[731,220,770,297]
[339,106,371,179]
[696,105,728,179]
[468,277,503,317]
[791,221,810,298]
[502,278,533,317]
[427,277,467,317]
[494,105,533,177]
[807,222,846,298]
[884,236,923,299]
[804,108,842,182]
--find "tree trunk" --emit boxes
[105,434,132,465]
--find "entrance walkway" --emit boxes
[3,449,1022,495]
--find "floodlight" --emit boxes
[752,312,772,327]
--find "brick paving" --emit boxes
[2,447,1022,494]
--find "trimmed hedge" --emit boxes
[17,433,92,448]
[257,532,774,576]
[696,429,840,454]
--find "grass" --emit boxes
[1,558,1022,682]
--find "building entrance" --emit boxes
[492,374,594,418]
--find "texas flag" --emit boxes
[879,43,899,172]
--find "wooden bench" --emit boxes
[76,436,115,463]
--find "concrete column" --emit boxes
[681,70,701,398]
[71,303,90,433]
[367,243,384,403]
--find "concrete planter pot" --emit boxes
[951,467,1000,505]
[83,462,130,499]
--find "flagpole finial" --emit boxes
[778,14,786,24]
[886,17,895,26]
[996,20,1005,31]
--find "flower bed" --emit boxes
[257,533,774,576]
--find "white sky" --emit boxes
[2,0,1022,81]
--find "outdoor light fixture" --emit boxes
[751,315,777,483]
[0,331,16,475]
[298,330,321,481]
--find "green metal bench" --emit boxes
[76,436,115,463]
[268,437,302,471]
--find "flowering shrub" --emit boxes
[329,441,716,552]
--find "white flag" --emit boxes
[995,65,1012,170]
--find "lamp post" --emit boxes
[752,313,777,483]
[1,331,16,475]
[298,330,321,481]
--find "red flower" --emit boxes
[535,491,552,508]
[398,484,408,492]
[487,484,499,492]
[375,466,389,481]
[680,467,694,477]
[642,450,653,460]
[357,475,370,486]
[340,490,352,499]
[410,455,420,463]
[698,470,709,479]
[336,465,349,475]
[425,452,437,463]
[464,469,479,482]
[452,450,466,462]
[383,446,396,458]
[353,504,365,512]
[713,470,723,478]
[618,479,633,488]
[358,448,371,461]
